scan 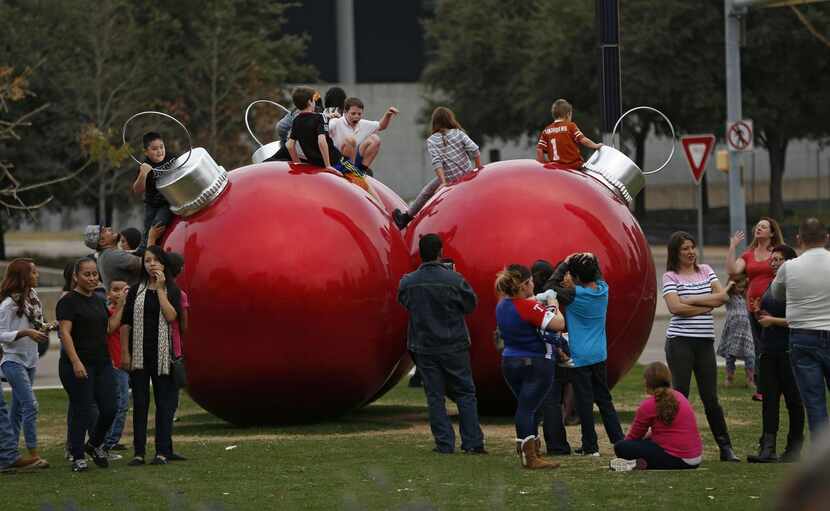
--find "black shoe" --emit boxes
[573,447,600,457]
[85,443,109,468]
[392,209,412,230]
[780,448,801,463]
[110,444,128,451]
[747,433,778,463]
[149,455,168,465]
[719,446,741,462]
[462,447,488,455]
[127,456,145,467]
[431,447,453,454]
[167,453,187,461]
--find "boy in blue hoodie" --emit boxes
[563,253,624,456]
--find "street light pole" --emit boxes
[725,0,747,247]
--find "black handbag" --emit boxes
[171,356,187,389]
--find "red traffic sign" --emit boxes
[726,120,754,152]
[680,134,716,184]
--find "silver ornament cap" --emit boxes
[156,147,228,217]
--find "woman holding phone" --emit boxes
[120,246,183,466]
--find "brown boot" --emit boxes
[535,437,545,458]
[520,436,559,469]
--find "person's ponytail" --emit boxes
[495,264,531,298]
[643,362,678,424]
[653,386,679,425]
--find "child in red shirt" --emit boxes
[536,99,602,169]
[103,280,129,454]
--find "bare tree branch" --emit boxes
[790,6,830,49]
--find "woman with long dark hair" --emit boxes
[662,231,740,462]
[0,258,51,468]
[726,217,784,400]
[610,362,703,471]
[57,257,124,472]
[495,264,565,469]
[120,245,183,466]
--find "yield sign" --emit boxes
[680,134,716,184]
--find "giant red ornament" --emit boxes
[161,159,410,424]
[403,159,656,414]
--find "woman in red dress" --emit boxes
[726,217,784,401]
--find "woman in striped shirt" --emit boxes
[662,231,740,462]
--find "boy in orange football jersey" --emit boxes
[536,99,602,169]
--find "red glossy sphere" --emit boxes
[404,159,656,414]
[163,162,410,424]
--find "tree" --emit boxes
[743,4,830,220]
[0,65,97,259]
[168,0,316,167]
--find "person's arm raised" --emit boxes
[132,164,151,195]
[726,231,747,275]
[377,106,398,131]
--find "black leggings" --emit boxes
[614,439,699,470]
[665,338,731,445]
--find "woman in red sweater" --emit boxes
[610,362,703,471]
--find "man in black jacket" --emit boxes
[397,234,485,454]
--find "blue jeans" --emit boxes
[1,361,38,450]
[502,356,555,439]
[138,203,173,252]
[104,368,130,449]
[411,349,484,453]
[789,329,830,436]
[0,380,20,467]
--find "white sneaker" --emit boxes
[107,451,123,461]
[609,457,641,472]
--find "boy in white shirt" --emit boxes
[328,97,398,176]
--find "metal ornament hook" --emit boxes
[611,106,676,176]
[244,100,291,148]
[122,111,193,172]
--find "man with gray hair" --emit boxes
[770,217,830,436]
[84,224,163,290]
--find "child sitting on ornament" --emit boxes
[285,86,380,201]
[132,131,177,253]
[535,99,602,169]
[392,106,482,230]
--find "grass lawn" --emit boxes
[3,366,796,510]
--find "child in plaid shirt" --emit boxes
[393,107,482,230]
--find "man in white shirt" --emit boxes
[328,97,398,176]
[770,217,830,436]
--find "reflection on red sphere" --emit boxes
[404,159,656,414]
[163,162,410,424]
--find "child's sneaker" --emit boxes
[85,443,109,468]
[573,447,600,457]
[71,459,89,472]
[609,457,646,472]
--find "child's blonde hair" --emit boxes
[551,99,573,120]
